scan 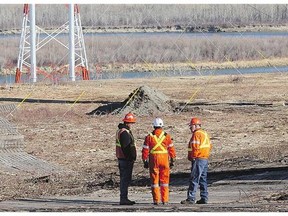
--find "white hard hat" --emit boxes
[153,118,164,127]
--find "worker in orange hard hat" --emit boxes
[116,112,137,205]
[142,117,176,205]
[181,117,212,205]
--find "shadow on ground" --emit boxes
[131,165,288,187]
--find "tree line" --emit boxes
[0,4,288,29]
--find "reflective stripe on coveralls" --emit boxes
[149,131,168,154]
[149,131,170,203]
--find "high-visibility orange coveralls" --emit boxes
[142,128,176,204]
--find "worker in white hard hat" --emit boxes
[142,117,176,205]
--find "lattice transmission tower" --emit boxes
[15,4,89,83]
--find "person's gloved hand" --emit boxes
[143,160,149,169]
[170,158,176,168]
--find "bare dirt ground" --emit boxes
[0,72,287,212]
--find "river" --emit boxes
[1,65,288,84]
[2,31,288,39]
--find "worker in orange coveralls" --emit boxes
[142,117,176,205]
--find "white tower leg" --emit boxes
[69,4,75,82]
[30,4,37,83]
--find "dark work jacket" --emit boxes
[118,123,137,161]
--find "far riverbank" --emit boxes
[2,24,288,36]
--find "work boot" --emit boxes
[196,199,208,204]
[120,198,135,205]
[180,199,195,204]
[153,202,160,205]
[162,202,169,205]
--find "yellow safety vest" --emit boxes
[116,128,128,147]
[116,128,132,159]
[149,131,168,154]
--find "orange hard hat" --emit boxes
[123,112,136,123]
[190,117,201,125]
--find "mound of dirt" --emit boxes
[89,85,176,116]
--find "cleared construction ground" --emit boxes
[0,105,67,176]
[0,73,287,211]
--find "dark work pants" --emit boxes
[118,159,134,200]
